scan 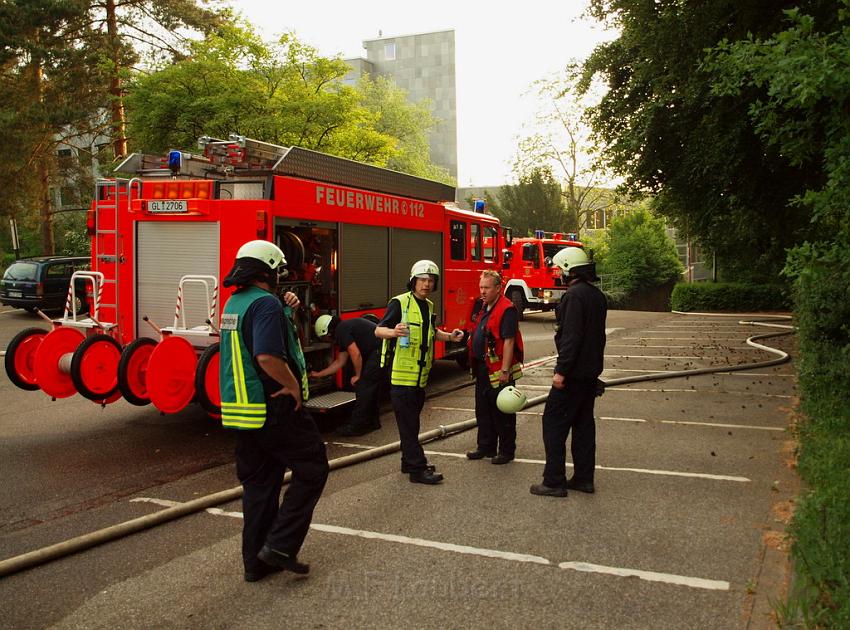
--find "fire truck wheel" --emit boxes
[194,343,221,416]
[71,334,122,401]
[33,327,85,399]
[117,337,158,406]
[146,336,198,414]
[509,288,526,320]
[4,327,49,391]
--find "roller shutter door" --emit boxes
[340,224,389,313]
[136,222,220,340]
[390,229,443,324]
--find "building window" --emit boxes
[384,43,396,61]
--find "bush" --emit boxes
[783,240,850,627]
[601,208,683,295]
[670,282,791,312]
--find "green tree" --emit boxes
[602,208,682,295]
[579,0,835,281]
[488,168,566,237]
[709,5,850,625]
[125,26,448,180]
[0,0,111,254]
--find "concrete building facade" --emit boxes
[345,30,458,179]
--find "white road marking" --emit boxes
[660,420,784,431]
[130,496,730,591]
[623,336,744,341]
[604,387,699,393]
[558,561,729,591]
[423,450,751,482]
[606,344,753,350]
[605,354,702,359]
[425,408,781,431]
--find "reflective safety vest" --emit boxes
[468,295,524,387]
[219,287,309,430]
[380,292,435,387]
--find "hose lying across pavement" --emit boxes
[0,314,793,578]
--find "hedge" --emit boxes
[670,282,791,312]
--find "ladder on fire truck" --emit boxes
[91,178,139,330]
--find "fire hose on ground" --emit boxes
[0,314,793,578]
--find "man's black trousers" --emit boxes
[540,379,597,488]
[473,362,516,456]
[235,405,329,573]
[389,384,428,473]
[348,351,384,430]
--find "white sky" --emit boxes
[230,1,614,187]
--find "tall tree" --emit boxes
[514,69,613,233]
[579,0,835,280]
[488,168,566,237]
[86,0,223,158]
[0,0,110,253]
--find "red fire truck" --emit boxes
[4,135,506,414]
[502,230,583,317]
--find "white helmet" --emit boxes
[552,247,590,273]
[496,385,527,414]
[236,240,286,270]
[410,259,439,281]
[314,314,335,338]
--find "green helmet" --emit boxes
[496,385,527,414]
[552,247,590,273]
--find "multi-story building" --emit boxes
[345,29,458,180]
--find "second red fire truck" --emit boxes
[501,230,584,317]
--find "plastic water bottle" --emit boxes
[399,309,410,348]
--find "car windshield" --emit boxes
[3,262,38,281]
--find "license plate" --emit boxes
[8,290,21,298]
[147,200,188,213]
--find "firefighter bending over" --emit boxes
[311,314,385,436]
[219,239,329,581]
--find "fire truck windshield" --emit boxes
[542,243,579,263]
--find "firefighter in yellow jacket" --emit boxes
[375,260,464,484]
[219,240,329,582]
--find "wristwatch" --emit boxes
[500,369,509,374]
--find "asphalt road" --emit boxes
[0,307,798,629]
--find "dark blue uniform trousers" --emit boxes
[541,379,597,488]
[390,384,429,473]
[235,405,329,574]
[474,362,516,456]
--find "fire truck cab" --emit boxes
[502,230,583,317]
[4,135,505,416]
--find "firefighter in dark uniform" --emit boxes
[531,247,607,497]
[375,259,465,484]
[311,314,384,436]
[464,270,525,464]
[219,240,329,581]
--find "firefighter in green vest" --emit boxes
[375,259,465,485]
[220,239,329,582]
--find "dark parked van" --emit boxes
[0,256,90,313]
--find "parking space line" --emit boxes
[558,561,729,590]
[605,354,702,359]
[130,497,730,591]
[607,344,753,350]
[623,336,744,341]
[423,450,751,482]
[660,420,784,431]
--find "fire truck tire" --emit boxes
[33,327,85,399]
[5,327,49,391]
[146,336,198,414]
[117,338,158,406]
[509,288,526,320]
[70,334,122,401]
[194,343,221,416]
